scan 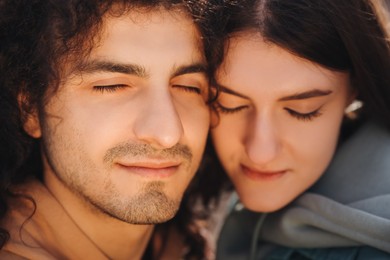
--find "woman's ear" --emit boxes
[348,88,358,104]
[18,94,42,138]
[344,99,363,118]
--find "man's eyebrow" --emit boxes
[172,63,207,77]
[218,84,250,99]
[78,60,148,78]
[279,89,333,101]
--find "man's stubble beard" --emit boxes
[46,151,183,224]
[90,181,181,224]
[41,122,190,225]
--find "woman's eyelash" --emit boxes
[93,84,128,93]
[285,108,322,121]
[216,103,249,114]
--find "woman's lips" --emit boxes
[241,165,287,181]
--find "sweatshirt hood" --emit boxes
[260,122,390,252]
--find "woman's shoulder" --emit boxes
[266,246,390,260]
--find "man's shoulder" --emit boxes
[0,250,29,260]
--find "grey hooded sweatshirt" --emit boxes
[217,122,390,259]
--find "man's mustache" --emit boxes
[103,143,193,164]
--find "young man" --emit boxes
[0,0,212,259]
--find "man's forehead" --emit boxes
[106,3,191,25]
[59,13,207,78]
[60,6,204,79]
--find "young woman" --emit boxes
[208,0,390,259]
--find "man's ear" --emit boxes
[18,94,42,138]
[24,111,42,138]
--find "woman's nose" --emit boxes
[245,116,280,166]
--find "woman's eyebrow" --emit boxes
[279,89,333,101]
[218,84,250,99]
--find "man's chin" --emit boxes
[88,181,182,224]
[130,208,178,225]
[110,190,181,224]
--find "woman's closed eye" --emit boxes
[284,107,323,121]
[216,102,249,114]
[215,90,250,115]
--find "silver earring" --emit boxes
[345,100,363,120]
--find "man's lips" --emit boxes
[116,161,181,178]
[241,165,287,181]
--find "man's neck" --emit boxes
[44,172,154,260]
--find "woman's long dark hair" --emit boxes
[0,0,223,258]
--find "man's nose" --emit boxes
[245,115,280,166]
[133,90,184,149]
